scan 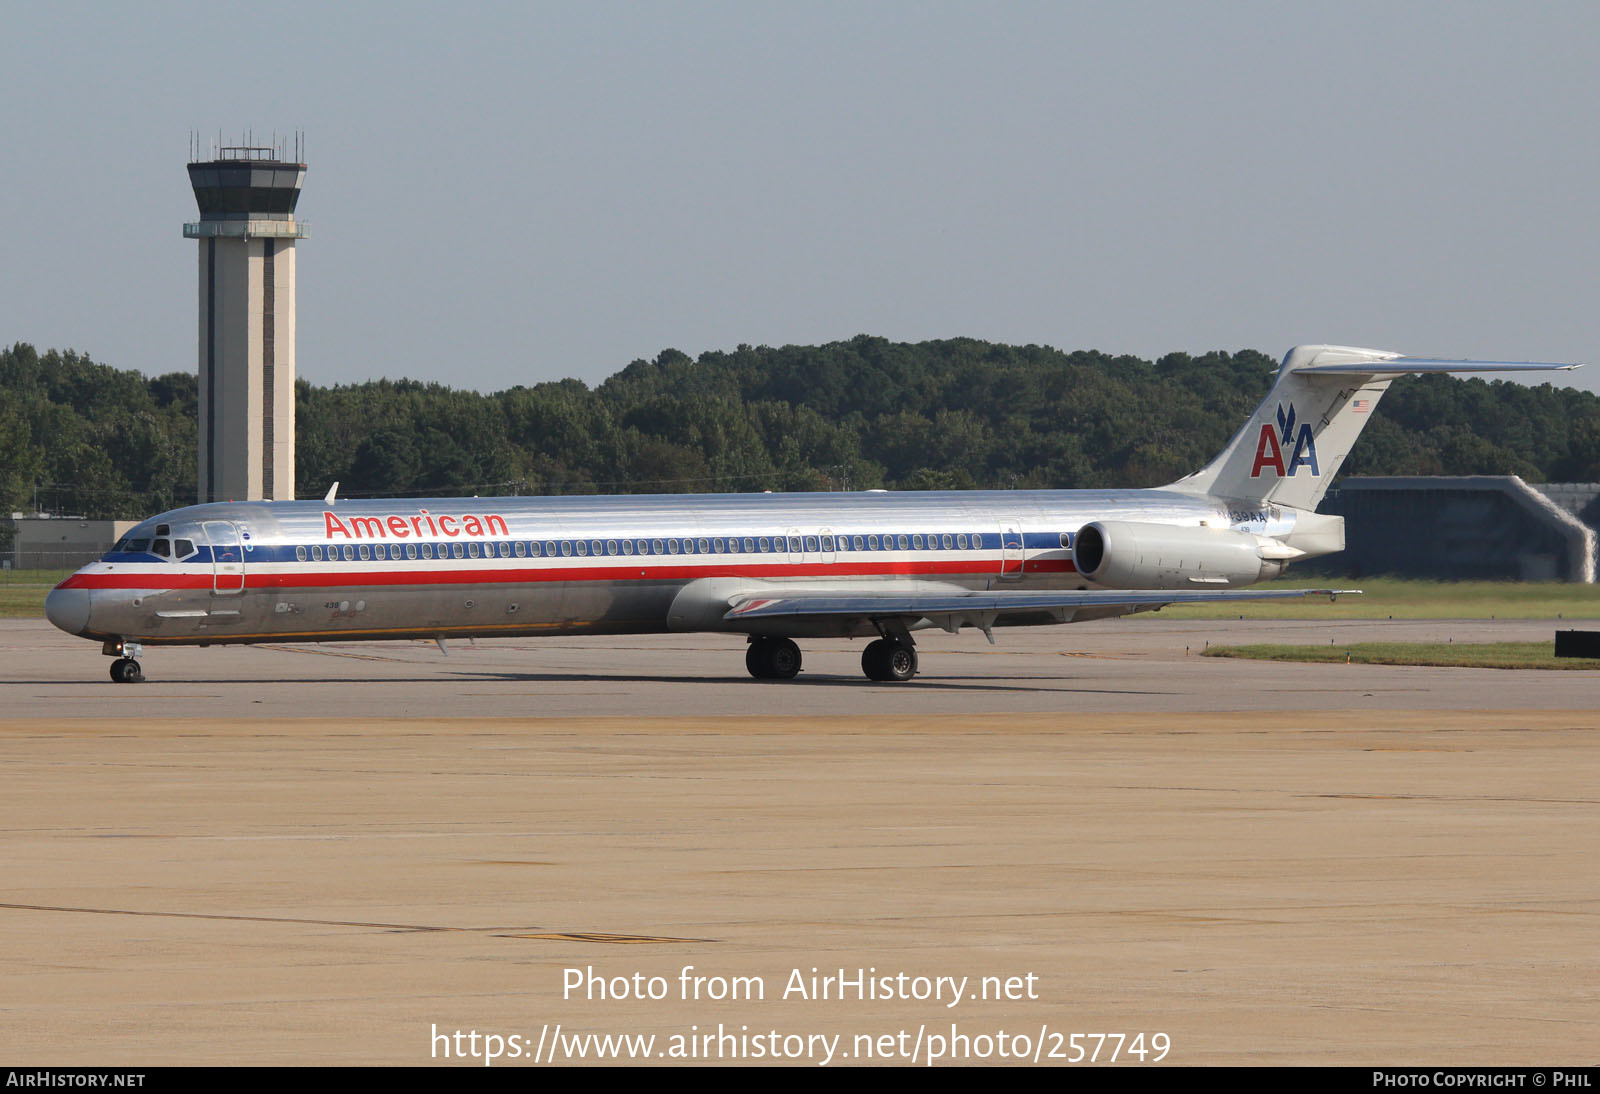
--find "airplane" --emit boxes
[44,344,1580,683]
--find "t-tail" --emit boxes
[1167,344,1582,512]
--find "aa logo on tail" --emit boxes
[1250,403,1320,478]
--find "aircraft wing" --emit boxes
[724,585,1359,628]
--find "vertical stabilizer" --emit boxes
[1166,344,1580,512]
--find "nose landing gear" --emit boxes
[110,658,144,684]
[103,639,146,684]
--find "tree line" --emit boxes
[3,337,1597,524]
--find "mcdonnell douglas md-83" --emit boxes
[45,345,1580,683]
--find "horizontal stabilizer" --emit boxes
[1296,357,1582,375]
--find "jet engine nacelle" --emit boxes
[1072,520,1285,590]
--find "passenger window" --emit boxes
[560,541,572,556]
[697,538,710,554]
[452,542,464,559]
[465,542,477,558]
[897,535,909,550]
[1059,532,1072,548]
[803,536,817,552]
[402,543,414,560]
[712,538,724,553]
[758,537,770,552]
[310,545,322,561]
[339,545,352,561]
[622,540,634,555]
[295,545,306,562]
[743,537,754,553]
[575,541,587,556]
[514,541,526,558]
[911,535,923,550]
[957,534,968,550]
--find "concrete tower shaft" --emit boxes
[184,145,310,502]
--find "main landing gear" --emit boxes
[744,635,920,682]
[746,636,803,679]
[861,637,917,682]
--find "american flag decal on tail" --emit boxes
[1351,398,1370,413]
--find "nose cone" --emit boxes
[45,586,92,636]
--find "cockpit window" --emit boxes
[116,537,151,554]
[174,538,195,558]
[152,538,172,558]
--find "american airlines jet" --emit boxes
[44,345,1578,683]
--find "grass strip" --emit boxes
[1203,640,1600,670]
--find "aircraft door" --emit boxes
[998,519,1024,581]
[204,520,246,595]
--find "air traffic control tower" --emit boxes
[183,143,309,502]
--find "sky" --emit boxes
[3,1,1597,395]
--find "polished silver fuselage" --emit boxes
[53,488,1280,646]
